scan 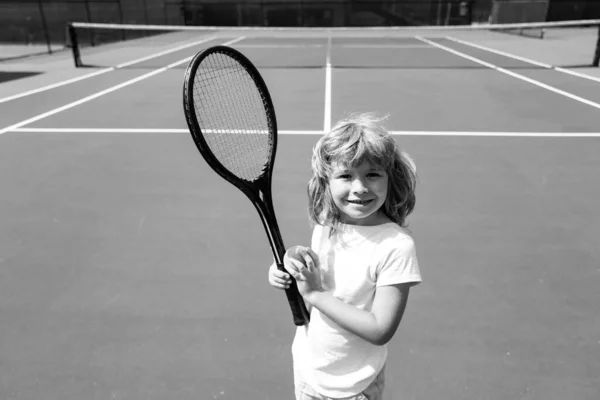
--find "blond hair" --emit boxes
[307,113,417,229]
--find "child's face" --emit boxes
[328,160,389,226]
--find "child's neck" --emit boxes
[341,212,391,227]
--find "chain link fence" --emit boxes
[3,0,599,59]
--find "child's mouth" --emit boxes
[346,199,373,205]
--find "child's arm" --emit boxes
[304,284,410,346]
[284,251,410,346]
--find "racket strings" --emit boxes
[192,52,273,182]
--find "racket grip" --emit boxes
[278,263,310,326]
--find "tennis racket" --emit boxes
[182,46,310,326]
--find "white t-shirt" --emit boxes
[291,222,422,398]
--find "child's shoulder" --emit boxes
[373,223,416,253]
[376,222,413,240]
[370,226,418,274]
[312,222,414,247]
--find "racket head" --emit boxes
[183,45,278,196]
[183,46,310,326]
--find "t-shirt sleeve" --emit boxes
[376,237,422,287]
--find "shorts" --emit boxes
[294,365,385,400]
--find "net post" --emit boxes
[594,24,600,67]
[67,23,82,68]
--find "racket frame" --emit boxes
[183,45,310,326]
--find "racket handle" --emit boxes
[277,263,310,326]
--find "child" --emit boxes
[268,113,422,400]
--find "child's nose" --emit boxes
[351,179,368,193]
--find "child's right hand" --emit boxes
[268,262,292,290]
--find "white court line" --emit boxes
[235,44,324,48]
[115,36,217,68]
[388,131,600,137]
[341,44,434,49]
[12,128,325,135]
[0,36,217,104]
[417,36,600,111]
[0,67,180,135]
[11,128,600,137]
[224,36,247,46]
[0,69,115,104]
[0,40,218,136]
[444,35,600,84]
[323,35,333,133]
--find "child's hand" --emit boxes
[283,246,322,297]
[268,262,292,290]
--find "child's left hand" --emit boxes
[283,246,322,297]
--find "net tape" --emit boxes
[72,19,600,32]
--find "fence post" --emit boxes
[117,0,126,39]
[594,24,600,67]
[84,0,95,46]
[143,0,149,24]
[163,0,168,24]
[37,0,52,54]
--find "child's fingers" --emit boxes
[273,273,291,284]
[268,262,291,287]
[273,280,290,289]
[283,257,300,273]
[286,258,306,280]
[306,248,319,267]
[274,269,291,279]
[294,247,317,274]
[302,251,315,271]
[271,263,293,280]
[269,275,291,289]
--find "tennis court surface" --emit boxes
[1,21,599,400]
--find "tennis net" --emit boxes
[67,20,600,70]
